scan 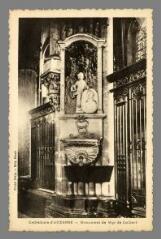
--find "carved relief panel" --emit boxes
[40,72,60,111]
[64,40,98,114]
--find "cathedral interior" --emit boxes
[18,17,147,218]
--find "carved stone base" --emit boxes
[49,196,99,217]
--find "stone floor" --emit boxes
[18,189,145,218]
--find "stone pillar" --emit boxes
[88,182,95,196]
[78,182,84,196]
[97,44,103,113]
[55,117,67,196]
[55,162,62,195]
[102,17,115,198]
[85,183,89,196]
[18,70,37,176]
[67,182,74,195]
[95,183,102,197]
[73,182,78,195]
[39,49,43,105]
[59,44,65,113]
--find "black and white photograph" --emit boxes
[9,9,153,231]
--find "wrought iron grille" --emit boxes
[107,59,146,215]
[31,115,55,190]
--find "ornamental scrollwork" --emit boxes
[115,69,146,88]
[131,83,146,100]
[114,87,128,103]
[41,72,60,111]
[61,116,102,166]
[31,120,37,128]
[64,144,100,166]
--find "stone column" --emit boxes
[77,182,84,196]
[73,182,78,195]
[85,183,89,196]
[97,44,103,113]
[95,183,102,197]
[102,17,115,198]
[55,117,67,196]
[39,49,43,105]
[59,43,65,113]
[88,182,95,196]
[67,182,74,195]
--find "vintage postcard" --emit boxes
[9,9,153,231]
